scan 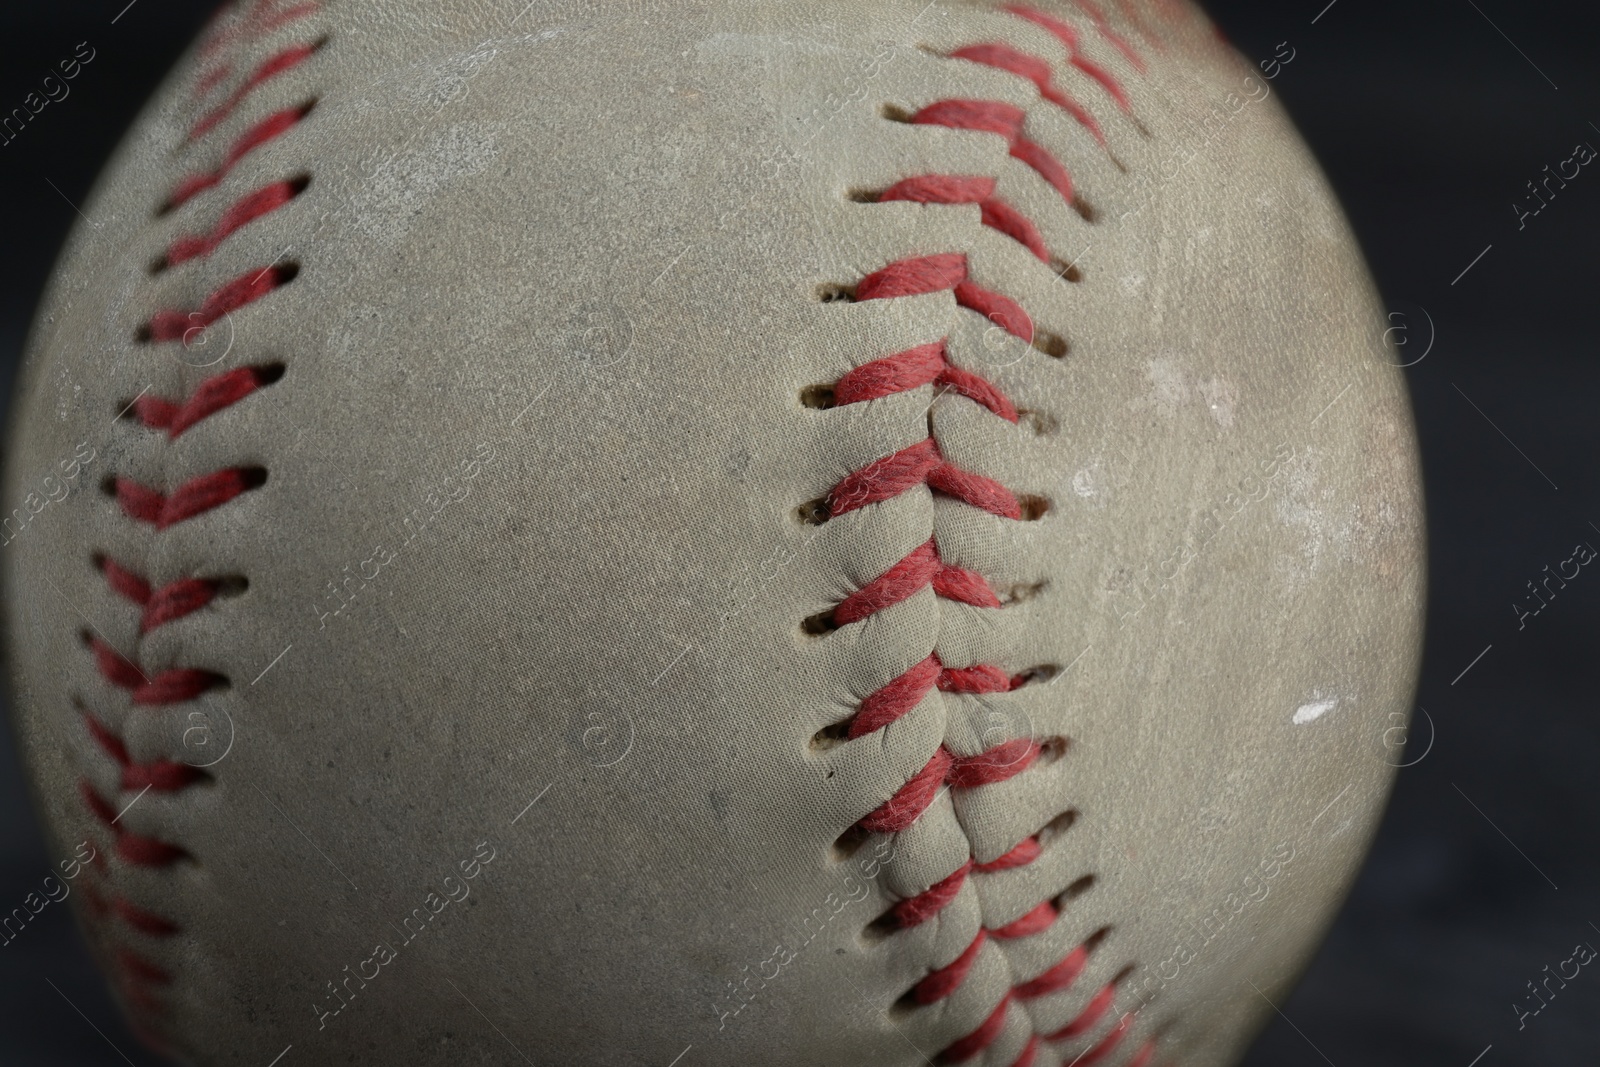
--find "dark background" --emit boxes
[1,2,1595,1065]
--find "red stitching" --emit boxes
[166,102,314,211]
[141,264,297,342]
[825,24,1160,1063]
[949,44,1108,147]
[199,0,319,58]
[100,556,220,633]
[1071,0,1148,72]
[79,781,189,867]
[191,40,321,140]
[112,468,265,530]
[87,635,226,705]
[163,178,308,269]
[85,714,205,792]
[130,364,281,440]
[910,100,1078,205]
[1004,4,1135,113]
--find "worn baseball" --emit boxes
[4,0,1424,1064]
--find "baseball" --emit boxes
[3,1,1425,1065]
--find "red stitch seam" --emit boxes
[161,178,309,269]
[191,39,322,141]
[824,30,1157,1059]
[73,10,323,1027]
[1004,4,1135,113]
[166,102,314,211]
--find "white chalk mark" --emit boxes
[1311,0,1339,24]
[1465,1044,1492,1067]
[111,0,141,23]
[666,1046,693,1067]
[265,1046,294,1067]
[1451,643,1493,685]
[1292,698,1338,725]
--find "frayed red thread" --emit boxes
[909,99,1077,204]
[191,41,320,140]
[112,468,264,530]
[1009,1036,1041,1067]
[164,179,307,268]
[143,264,296,342]
[131,365,279,439]
[834,341,1019,424]
[1014,944,1089,999]
[1056,1010,1134,1067]
[949,43,1107,146]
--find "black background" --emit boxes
[1,2,1596,1065]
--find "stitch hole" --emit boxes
[800,383,837,409]
[1050,258,1083,283]
[98,476,117,498]
[1017,495,1052,521]
[1000,580,1049,606]
[1036,735,1070,766]
[237,466,270,491]
[845,187,881,204]
[1037,810,1080,848]
[815,282,856,303]
[1017,410,1059,436]
[1032,331,1069,359]
[801,609,839,637]
[879,103,916,123]
[795,498,831,526]
[1071,197,1098,223]
[213,575,250,597]
[832,823,872,861]
[1057,876,1097,906]
[862,907,901,943]
[810,720,851,752]
[1009,664,1060,689]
